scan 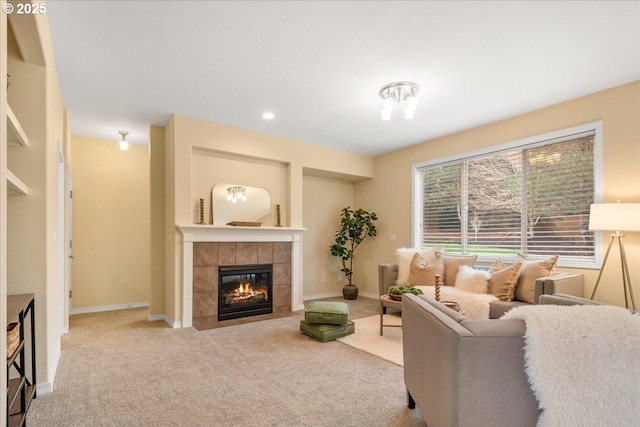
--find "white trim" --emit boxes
[303,291,342,301]
[70,301,149,316]
[147,313,182,329]
[303,291,379,301]
[37,382,53,395]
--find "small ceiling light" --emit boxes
[118,130,129,150]
[226,186,247,203]
[262,112,275,120]
[379,81,419,120]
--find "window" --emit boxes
[413,123,602,268]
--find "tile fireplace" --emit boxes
[178,226,305,329]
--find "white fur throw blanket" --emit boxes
[415,286,498,319]
[503,305,640,427]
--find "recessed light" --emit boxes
[262,112,275,120]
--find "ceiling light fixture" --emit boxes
[262,112,275,120]
[118,130,129,150]
[226,186,247,203]
[379,81,419,121]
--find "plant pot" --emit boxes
[342,284,359,300]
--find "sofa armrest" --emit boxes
[378,264,398,296]
[533,273,584,303]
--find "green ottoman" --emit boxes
[304,301,350,325]
[300,320,355,342]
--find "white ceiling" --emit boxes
[46,1,640,156]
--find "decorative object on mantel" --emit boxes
[275,204,282,227]
[329,207,378,300]
[589,202,640,309]
[198,198,206,224]
[226,221,262,227]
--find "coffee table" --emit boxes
[379,294,403,335]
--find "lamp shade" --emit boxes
[589,203,640,232]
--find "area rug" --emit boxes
[504,304,640,427]
[337,314,403,366]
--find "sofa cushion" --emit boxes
[515,256,559,303]
[441,254,478,286]
[455,265,490,294]
[395,247,443,285]
[407,252,444,286]
[488,261,522,301]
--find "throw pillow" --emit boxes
[488,260,522,301]
[442,253,478,286]
[514,255,559,303]
[454,265,490,294]
[407,252,444,286]
[395,247,444,285]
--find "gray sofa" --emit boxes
[378,263,584,318]
[402,293,603,427]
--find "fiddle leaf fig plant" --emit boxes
[329,207,378,286]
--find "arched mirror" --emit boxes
[211,183,272,226]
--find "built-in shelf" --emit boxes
[6,170,28,196]
[6,105,29,147]
[6,294,36,427]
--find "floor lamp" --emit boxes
[589,202,640,310]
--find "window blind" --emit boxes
[416,132,595,264]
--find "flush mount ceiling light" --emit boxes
[262,112,275,120]
[226,186,247,203]
[118,130,129,150]
[379,81,419,120]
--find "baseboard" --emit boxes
[303,291,342,301]
[147,313,182,329]
[37,381,53,395]
[303,291,378,301]
[70,301,149,315]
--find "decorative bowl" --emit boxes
[388,294,402,301]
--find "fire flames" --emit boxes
[223,282,268,304]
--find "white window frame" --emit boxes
[412,121,603,269]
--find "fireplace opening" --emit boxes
[218,264,273,321]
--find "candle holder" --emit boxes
[198,198,206,225]
[275,204,282,227]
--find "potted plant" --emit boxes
[329,207,378,300]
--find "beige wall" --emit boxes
[302,174,355,298]
[356,81,640,308]
[159,114,375,324]
[71,136,150,310]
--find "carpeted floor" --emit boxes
[26,297,425,426]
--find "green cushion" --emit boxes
[300,320,355,342]
[304,301,350,325]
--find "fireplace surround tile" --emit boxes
[193,291,217,318]
[193,266,218,292]
[218,242,236,265]
[273,242,291,263]
[192,240,293,329]
[235,242,258,265]
[257,242,273,263]
[194,242,219,267]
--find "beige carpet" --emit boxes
[337,313,403,366]
[26,307,425,427]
